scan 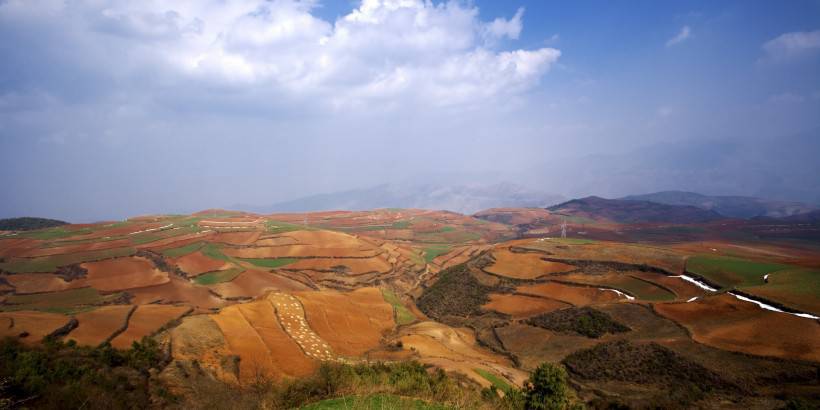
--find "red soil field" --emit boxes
[630,271,706,301]
[283,257,392,275]
[66,305,134,346]
[110,304,190,349]
[173,251,231,277]
[482,293,570,318]
[127,276,224,311]
[485,247,574,279]
[19,238,134,258]
[654,294,820,362]
[295,287,394,356]
[3,273,86,294]
[81,256,169,291]
[516,282,622,306]
[209,270,312,299]
[254,236,299,246]
[211,231,262,245]
[223,245,381,259]
[0,311,73,344]
[0,238,43,258]
[211,302,315,381]
[138,231,216,251]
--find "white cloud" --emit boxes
[0,0,559,110]
[762,30,820,61]
[666,25,691,47]
[483,7,524,41]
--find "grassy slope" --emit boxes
[381,289,417,325]
[687,255,792,288]
[301,394,446,409]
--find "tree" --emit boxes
[524,363,570,410]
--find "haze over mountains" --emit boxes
[623,191,817,219]
[233,183,566,215]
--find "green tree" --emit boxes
[524,363,570,410]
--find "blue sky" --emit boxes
[1,0,819,221]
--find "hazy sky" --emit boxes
[2,0,820,221]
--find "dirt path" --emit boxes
[267,292,335,361]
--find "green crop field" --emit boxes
[0,247,136,273]
[266,220,304,234]
[423,246,451,263]
[686,255,792,288]
[474,368,513,394]
[18,226,93,240]
[0,287,124,314]
[301,394,446,410]
[616,276,676,301]
[201,243,232,262]
[161,242,204,258]
[381,288,416,325]
[391,220,411,229]
[741,268,820,315]
[193,267,244,285]
[240,258,297,269]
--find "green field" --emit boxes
[391,220,412,229]
[193,267,244,285]
[474,368,513,394]
[301,394,446,410]
[161,242,204,258]
[0,247,136,273]
[423,246,451,263]
[266,220,304,234]
[741,268,820,315]
[686,255,791,288]
[381,289,416,325]
[201,243,232,262]
[17,226,92,240]
[240,258,297,269]
[0,287,124,314]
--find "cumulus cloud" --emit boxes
[665,25,691,47]
[762,29,820,61]
[0,0,559,111]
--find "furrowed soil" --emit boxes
[66,304,134,346]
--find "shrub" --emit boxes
[524,363,570,410]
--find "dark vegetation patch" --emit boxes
[0,217,68,231]
[417,264,494,320]
[563,340,736,406]
[526,307,630,338]
[0,336,172,410]
[54,264,87,282]
[135,250,186,278]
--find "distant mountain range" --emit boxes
[548,196,725,224]
[234,183,566,215]
[622,191,817,219]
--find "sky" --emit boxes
[1,0,819,221]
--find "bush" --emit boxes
[524,363,570,410]
[526,307,629,338]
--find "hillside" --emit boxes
[0,217,68,231]
[548,196,725,224]
[623,191,817,218]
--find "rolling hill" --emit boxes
[548,196,725,224]
[622,191,817,219]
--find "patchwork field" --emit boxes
[1,208,819,408]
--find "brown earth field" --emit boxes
[66,305,134,346]
[3,273,86,294]
[110,304,190,349]
[173,251,232,277]
[295,287,394,356]
[516,281,624,306]
[482,293,570,318]
[654,294,820,362]
[210,301,316,381]
[223,245,381,259]
[484,246,575,279]
[283,257,392,275]
[397,321,529,389]
[209,269,313,299]
[81,256,169,291]
[0,310,73,344]
[127,276,225,311]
